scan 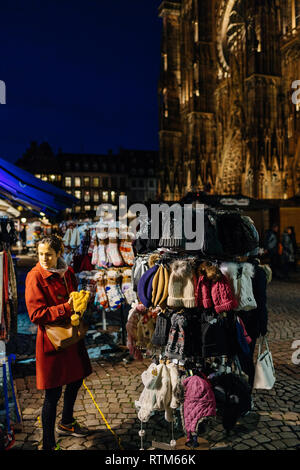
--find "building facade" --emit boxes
[158,0,300,201]
[17,143,158,218]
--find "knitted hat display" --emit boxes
[211,275,238,314]
[167,260,196,308]
[137,264,159,308]
[106,229,124,267]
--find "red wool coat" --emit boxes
[25,262,92,390]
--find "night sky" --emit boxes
[0,0,162,163]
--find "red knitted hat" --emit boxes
[211,275,238,314]
[196,275,213,309]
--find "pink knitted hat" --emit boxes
[211,275,238,314]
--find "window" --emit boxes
[149,180,154,188]
[83,176,90,187]
[65,161,71,170]
[64,176,72,187]
[92,177,99,187]
[35,174,41,179]
[49,174,56,181]
[83,162,89,171]
[75,206,81,213]
[102,177,108,187]
[138,179,144,188]
[93,205,99,211]
[66,190,72,195]
[84,190,90,202]
[74,190,81,199]
[75,177,81,187]
[93,192,99,202]
[84,205,91,211]
[111,191,116,202]
[102,191,108,202]
[92,162,98,171]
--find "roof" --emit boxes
[0,157,78,216]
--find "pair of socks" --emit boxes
[105,270,125,310]
[121,268,137,305]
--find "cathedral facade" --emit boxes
[157,0,300,201]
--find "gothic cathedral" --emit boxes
[157,0,300,201]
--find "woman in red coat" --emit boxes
[25,235,92,450]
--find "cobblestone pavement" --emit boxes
[10,275,300,451]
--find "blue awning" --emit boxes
[0,157,78,216]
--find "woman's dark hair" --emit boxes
[37,235,64,254]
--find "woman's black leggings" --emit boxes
[42,378,83,450]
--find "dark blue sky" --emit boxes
[0,0,162,163]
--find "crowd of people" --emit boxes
[264,224,298,280]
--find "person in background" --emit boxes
[264,223,280,278]
[25,235,92,451]
[289,226,297,272]
[281,227,295,280]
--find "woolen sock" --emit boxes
[121,269,137,305]
[107,230,124,267]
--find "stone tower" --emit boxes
[157,0,300,200]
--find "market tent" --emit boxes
[0,157,78,216]
[0,198,20,217]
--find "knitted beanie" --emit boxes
[137,264,159,308]
[167,260,196,308]
[196,275,213,309]
[211,275,238,314]
[151,264,164,306]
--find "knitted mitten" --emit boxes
[95,271,109,310]
[121,268,137,305]
[119,231,135,266]
[106,230,124,267]
[105,270,124,310]
[97,230,108,267]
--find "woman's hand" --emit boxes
[68,296,74,312]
